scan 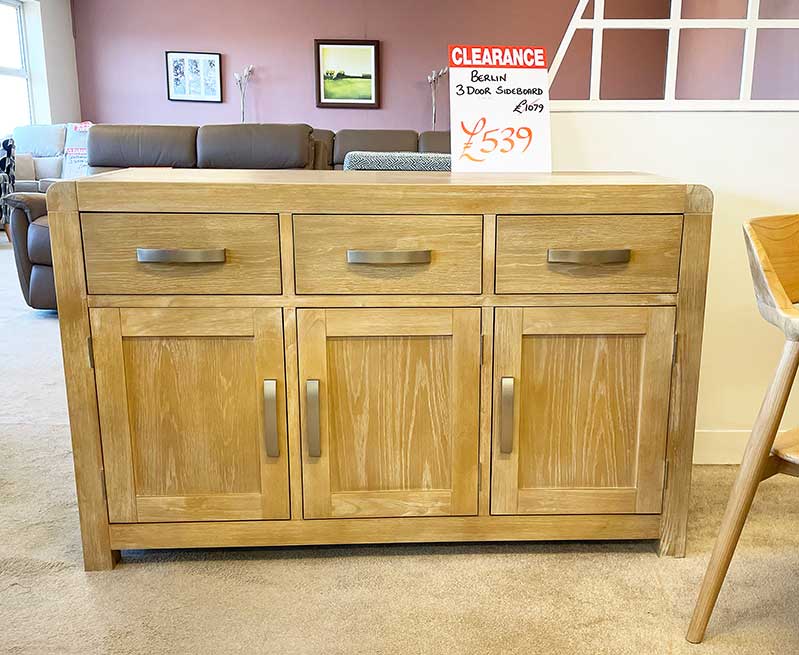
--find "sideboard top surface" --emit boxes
[50,169,712,216]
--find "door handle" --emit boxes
[263,380,279,457]
[346,249,432,265]
[500,377,514,454]
[547,248,631,265]
[136,248,226,263]
[306,379,321,457]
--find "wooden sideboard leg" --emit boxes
[659,188,713,557]
[48,182,118,571]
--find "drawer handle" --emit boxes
[306,379,321,458]
[136,248,226,264]
[500,377,514,454]
[547,249,631,265]
[263,380,279,458]
[346,249,431,265]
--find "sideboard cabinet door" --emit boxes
[491,306,675,515]
[297,308,481,519]
[90,307,290,523]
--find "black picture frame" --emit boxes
[315,39,380,109]
[165,51,223,103]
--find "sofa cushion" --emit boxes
[29,265,56,310]
[12,124,66,157]
[15,153,35,181]
[33,156,63,180]
[311,129,335,170]
[333,130,419,167]
[197,124,313,169]
[419,131,451,154]
[88,124,198,168]
[28,215,51,266]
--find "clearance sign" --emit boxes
[448,45,551,173]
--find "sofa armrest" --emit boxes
[38,178,60,193]
[5,192,48,222]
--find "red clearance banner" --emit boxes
[448,44,547,69]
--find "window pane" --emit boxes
[682,0,748,18]
[551,30,593,100]
[604,0,670,19]
[0,75,30,135]
[0,3,22,69]
[752,29,799,99]
[600,30,669,99]
[760,0,799,18]
[676,29,745,99]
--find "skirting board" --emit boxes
[692,429,790,465]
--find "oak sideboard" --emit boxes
[47,169,712,570]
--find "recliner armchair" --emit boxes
[6,192,55,310]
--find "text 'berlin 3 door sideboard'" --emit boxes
[47,169,712,570]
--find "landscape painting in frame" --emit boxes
[315,40,380,108]
[166,51,222,102]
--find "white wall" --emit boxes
[552,111,799,463]
[23,0,80,124]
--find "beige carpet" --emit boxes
[0,241,797,654]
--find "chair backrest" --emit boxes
[743,214,799,337]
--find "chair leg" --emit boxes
[686,339,799,643]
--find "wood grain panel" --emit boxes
[324,308,453,337]
[660,210,712,556]
[492,306,676,516]
[326,336,453,493]
[87,293,679,309]
[518,333,642,490]
[109,514,662,550]
[81,213,281,295]
[136,493,266,522]
[496,214,683,294]
[74,168,688,215]
[253,308,291,519]
[119,307,254,337]
[124,337,262,497]
[293,214,482,294]
[89,308,137,522]
[522,307,649,335]
[490,308,524,515]
[517,488,638,514]
[330,490,452,518]
[299,308,481,519]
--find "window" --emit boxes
[0,0,29,133]
[549,0,799,110]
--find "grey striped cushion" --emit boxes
[343,150,451,171]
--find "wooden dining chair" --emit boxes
[687,214,799,643]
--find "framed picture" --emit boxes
[165,51,222,103]
[314,39,380,109]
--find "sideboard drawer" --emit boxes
[81,213,282,295]
[293,214,483,294]
[495,214,683,294]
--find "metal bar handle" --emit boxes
[263,380,279,458]
[136,248,226,264]
[547,248,631,265]
[346,249,432,265]
[500,377,515,454]
[306,379,321,458]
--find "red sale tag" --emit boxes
[449,44,551,173]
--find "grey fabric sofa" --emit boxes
[7,123,451,310]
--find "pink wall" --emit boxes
[72,0,577,131]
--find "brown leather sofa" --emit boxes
[7,123,450,309]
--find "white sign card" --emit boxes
[448,45,551,173]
